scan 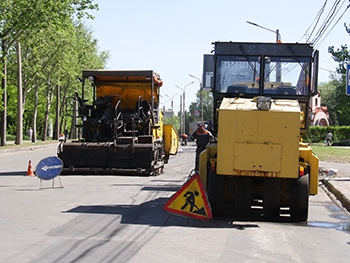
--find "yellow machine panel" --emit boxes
[217,98,301,178]
[299,143,319,195]
[163,124,179,156]
[96,82,159,110]
[233,142,282,174]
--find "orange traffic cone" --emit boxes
[26,160,34,176]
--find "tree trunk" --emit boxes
[32,79,39,142]
[59,80,69,139]
[53,83,60,140]
[16,41,23,145]
[1,39,7,146]
[41,79,54,141]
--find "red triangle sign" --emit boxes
[163,174,212,221]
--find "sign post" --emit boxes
[163,174,212,221]
[35,156,64,189]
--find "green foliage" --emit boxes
[318,80,338,125]
[163,115,180,133]
[0,1,98,46]
[6,134,16,141]
[5,84,17,135]
[304,126,350,145]
[0,1,108,140]
[320,77,350,126]
[332,140,350,146]
[187,89,213,124]
[323,23,350,126]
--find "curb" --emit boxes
[322,179,350,213]
[0,143,58,155]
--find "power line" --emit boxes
[302,0,349,47]
[320,67,337,73]
[320,67,346,75]
[315,1,350,48]
[301,0,328,42]
[311,0,342,44]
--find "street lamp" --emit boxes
[189,74,203,123]
[246,21,282,82]
[165,93,177,124]
[246,21,281,43]
[175,81,194,134]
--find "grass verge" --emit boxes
[311,143,350,163]
[0,140,58,150]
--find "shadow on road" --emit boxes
[63,197,261,229]
[0,171,27,176]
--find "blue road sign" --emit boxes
[35,156,63,180]
[347,64,350,95]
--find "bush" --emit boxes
[303,126,350,145]
[5,134,33,141]
[332,140,350,146]
[6,134,16,141]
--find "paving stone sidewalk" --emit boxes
[319,161,350,213]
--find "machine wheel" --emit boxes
[207,169,225,217]
[234,177,252,218]
[290,175,309,222]
[263,178,281,220]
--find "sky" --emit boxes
[84,0,350,113]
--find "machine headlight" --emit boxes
[256,97,271,110]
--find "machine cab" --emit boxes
[212,42,319,133]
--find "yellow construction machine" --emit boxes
[58,70,178,175]
[199,42,319,221]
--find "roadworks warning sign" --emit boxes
[163,174,212,221]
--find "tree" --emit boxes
[9,20,109,141]
[0,0,98,145]
[187,89,213,132]
[318,79,344,125]
[324,22,350,126]
[163,115,180,134]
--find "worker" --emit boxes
[325,130,333,146]
[191,123,213,172]
[180,133,188,146]
[27,127,33,141]
[59,133,66,142]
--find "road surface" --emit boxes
[0,143,349,262]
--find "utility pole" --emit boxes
[165,93,177,124]
[189,74,203,122]
[179,95,182,134]
[246,21,282,82]
[176,81,194,134]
